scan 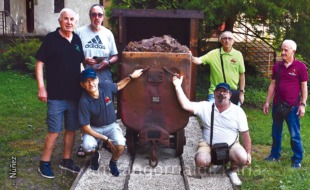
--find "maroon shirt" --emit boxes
[272,58,308,106]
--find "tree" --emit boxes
[108,0,310,63]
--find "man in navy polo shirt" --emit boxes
[79,68,143,176]
[36,8,84,179]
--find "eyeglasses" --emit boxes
[215,89,230,95]
[221,37,233,41]
[90,13,103,18]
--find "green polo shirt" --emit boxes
[200,47,245,94]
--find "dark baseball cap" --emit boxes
[215,82,230,91]
[81,68,97,82]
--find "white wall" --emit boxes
[0,0,25,33]
[1,0,113,35]
[34,0,101,35]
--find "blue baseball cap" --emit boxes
[81,68,97,82]
[215,82,231,91]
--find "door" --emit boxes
[4,0,10,13]
[26,0,34,33]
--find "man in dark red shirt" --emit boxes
[263,39,308,169]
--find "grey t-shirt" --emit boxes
[76,25,118,82]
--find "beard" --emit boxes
[217,94,225,103]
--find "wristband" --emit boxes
[106,138,109,143]
[106,60,111,67]
[301,103,306,107]
[128,74,133,80]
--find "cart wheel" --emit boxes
[175,129,185,156]
[126,128,138,155]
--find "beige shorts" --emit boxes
[196,140,243,155]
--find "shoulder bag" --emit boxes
[210,104,230,165]
[275,65,299,119]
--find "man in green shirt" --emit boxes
[192,31,245,105]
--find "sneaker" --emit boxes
[264,155,280,162]
[292,162,301,169]
[38,161,55,179]
[90,151,100,171]
[109,159,120,176]
[228,171,242,186]
[208,165,223,174]
[59,159,80,173]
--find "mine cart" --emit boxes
[119,52,193,167]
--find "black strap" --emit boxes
[210,103,237,147]
[275,64,283,102]
[220,48,227,83]
[210,103,215,147]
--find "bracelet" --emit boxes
[239,90,245,93]
[105,138,109,143]
[301,102,306,107]
[128,74,133,80]
[107,60,111,65]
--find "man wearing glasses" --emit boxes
[75,3,119,158]
[191,31,245,105]
[76,4,118,83]
[172,79,252,186]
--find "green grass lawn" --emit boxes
[0,71,83,189]
[0,71,309,189]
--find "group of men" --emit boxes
[35,4,308,187]
[36,5,128,179]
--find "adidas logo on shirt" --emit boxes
[85,35,106,49]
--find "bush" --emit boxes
[195,64,270,107]
[243,74,270,108]
[0,51,4,70]
[1,39,41,74]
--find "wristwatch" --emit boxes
[301,102,306,107]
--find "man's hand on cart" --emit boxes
[129,69,144,79]
[173,75,183,88]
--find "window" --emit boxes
[54,0,64,13]
[4,0,10,13]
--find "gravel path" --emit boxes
[71,117,234,190]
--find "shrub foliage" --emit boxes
[1,39,41,74]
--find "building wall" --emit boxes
[0,0,25,33]
[0,0,110,35]
[34,0,100,35]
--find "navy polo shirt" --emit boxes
[35,28,85,100]
[79,81,118,127]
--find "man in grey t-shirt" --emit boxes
[76,4,118,82]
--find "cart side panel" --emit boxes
[119,52,192,134]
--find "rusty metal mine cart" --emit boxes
[119,52,193,167]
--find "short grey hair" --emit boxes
[58,8,77,22]
[220,31,234,39]
[89,4,105,15]
[282,39,297,51]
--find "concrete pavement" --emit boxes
[71,117,235,190]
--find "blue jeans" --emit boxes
[270,105,303,163]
